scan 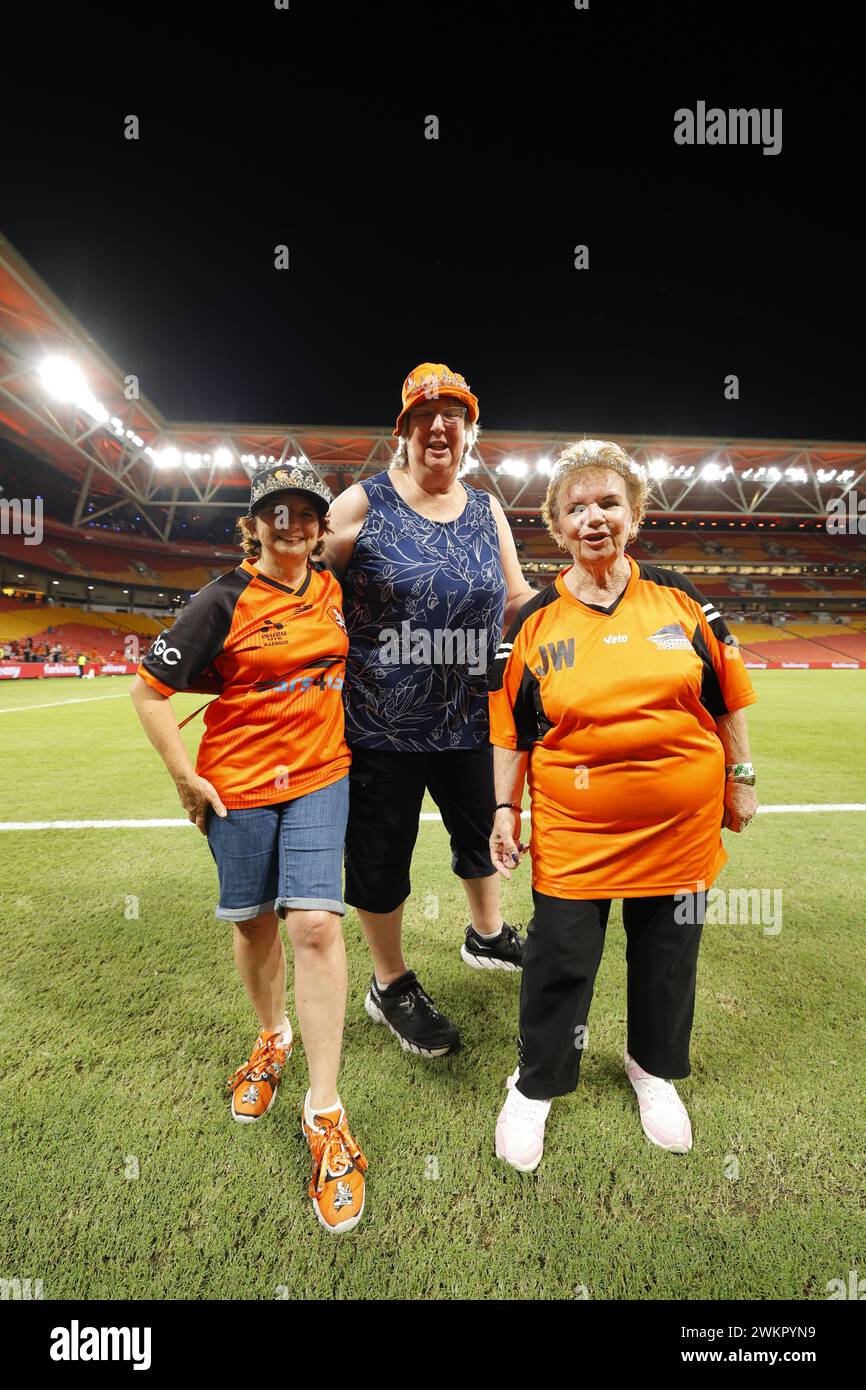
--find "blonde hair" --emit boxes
[389,400,480,473]
[235,511,331,560]
[542,439,649,546]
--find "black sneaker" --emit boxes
[364,971,460,1057]
[460,922,524,972]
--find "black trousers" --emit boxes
[517,889,705,1100]
[344,745,497,914]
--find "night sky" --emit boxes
[2,1,863,441]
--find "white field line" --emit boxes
[0,694,129,713]
[0,805,864,831]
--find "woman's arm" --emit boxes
[322,483,369,580]
[490,745,530,878]
[130,675,227,833]
[489,496,537,629]
[716,707,758,832]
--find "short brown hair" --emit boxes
[235,512,331,560]
[542,439,649,545]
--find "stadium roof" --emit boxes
[2,229,864,544]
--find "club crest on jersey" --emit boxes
[328,606,347,633]
[646,622,691,651]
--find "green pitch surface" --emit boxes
[1,672,864,1300]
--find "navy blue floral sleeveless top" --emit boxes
[341,471,507,751]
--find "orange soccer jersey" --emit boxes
[489,559,757,898]
[137,559,351,809]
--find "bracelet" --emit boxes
[495,802,521,812]
[725,762,755,782]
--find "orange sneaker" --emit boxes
[226,1025,293,1123]
[302,1094,367,1233]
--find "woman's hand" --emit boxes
[722,781,758,832]
[490,807,529,878]
[176,774,228,834]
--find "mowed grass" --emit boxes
[0,671,864,1300]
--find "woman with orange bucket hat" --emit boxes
[325,363,535,1057]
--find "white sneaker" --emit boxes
[494,1068,551,1172]
[624,1050,692,1153]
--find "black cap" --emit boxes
[247,462,332,517]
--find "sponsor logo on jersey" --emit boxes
[150,636,182,666]
[646,622,691,651]
[602,633,628,645]
[329,606,347,633]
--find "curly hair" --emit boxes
[541,439,649,546]
[235,512,331,560]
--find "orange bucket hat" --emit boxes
[393,362,479,437]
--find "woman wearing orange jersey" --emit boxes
[130,463,366,1233]
[488,440,758,1171]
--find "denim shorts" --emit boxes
[206,774,349,921]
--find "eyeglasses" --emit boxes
[410,405,467,427]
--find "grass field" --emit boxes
[1,671,864,1301]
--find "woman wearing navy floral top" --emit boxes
[326,362,535,1057]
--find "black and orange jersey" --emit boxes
[137,558,350,809]
[489,558,757,899]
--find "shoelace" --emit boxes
[391,978,441,1019]
[633,1075,678,1106]
[225,1035,287,1091]
[308,1116,368,1200]
[507,1087,549,1135]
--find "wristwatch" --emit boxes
[725,762,756,785]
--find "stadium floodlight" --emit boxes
[537,456,554,475]
[767,467,782,482]
[153,445,180,469]
[38,354,87,401]
[258,454,266,464]
[111,416,124,430]
[497,457,528,478]
[648,458,669,479]
[214,446,232,467]
[81,396,109,423]
[742,469,753,479]
[462,454,479,472]
[38,355,108,424]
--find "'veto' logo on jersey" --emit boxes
[602,634,628,645]
[646,623,691,651]
[534,638,574,675]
